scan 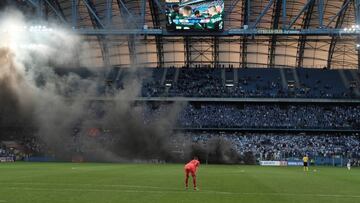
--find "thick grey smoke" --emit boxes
[187,136,243,164]
[0,8,184,162]
[0,8,243,164]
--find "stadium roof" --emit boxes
[7,0,360,69]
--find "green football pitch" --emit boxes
[0,162,359,203]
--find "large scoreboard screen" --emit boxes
[165,0,224,31]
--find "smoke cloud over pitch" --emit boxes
[0,8,185,162]
[0,8,242,164]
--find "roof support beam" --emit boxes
[184,37,191,67]
[282,0,286,29]
[83,0,110,69]
[82,0,105,28]
[102,40,111,70]
[25,0,44,18]
[26,0,38,7]
[116,0,140,28]
[296,0,315,68]
[317,0,324,27]
[242,0,250,68]
[74,28,360,36]
[149,0,160,27]
[287,0,314,29]
[116,1,137,68]
[37,0,45,18]
[155,36,164,68]
[327,0,350,69]
[269,0,282,68]
[149,0,164,67]
[106,0,113,28]
[43,0,67,24]
[224,0,241,19]
[116,0,134,19]
[128,35,137,67]
[326,0,351,28]
[140,0,146,27]
[54,0,67,20]
[213,37,219,68]
[356,0,360,70]
[246,0,251,25]
[72,0,78,29]
[152,0,165,14]
[251,0,274,28]
[358,37,360,71]
[241,37,247,68]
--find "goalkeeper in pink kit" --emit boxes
[184,157,200,190]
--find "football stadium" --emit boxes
[1,0,360,202]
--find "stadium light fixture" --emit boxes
[355,44,360,51]
[342,24,360,33]
[0,22,55,54]
[1,24,53,33]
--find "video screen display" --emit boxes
[165,0,224,31]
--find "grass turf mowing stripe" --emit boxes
[2,163,359,203]
[4,187,360,199]
[0,182,162,189]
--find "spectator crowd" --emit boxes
[0,144,13,157]
[146,103,360,129]
[183,132,360,161]
[0,143,16,162]
[140,68,359,99]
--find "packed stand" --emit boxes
[140,68,359,99]
[0,144,13,157]
[182,132,360,162]
[145,103,360,129]
[0,143,16,161]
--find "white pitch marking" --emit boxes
[1,182,162,189]
[221,192,360,199]
[4,187,360,199]
[0,200,7,202]
[6,187,177,194]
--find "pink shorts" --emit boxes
[184,166,196,176]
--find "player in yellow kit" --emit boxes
[303,155,309,171]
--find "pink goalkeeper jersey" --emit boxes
[185,159,200,171]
